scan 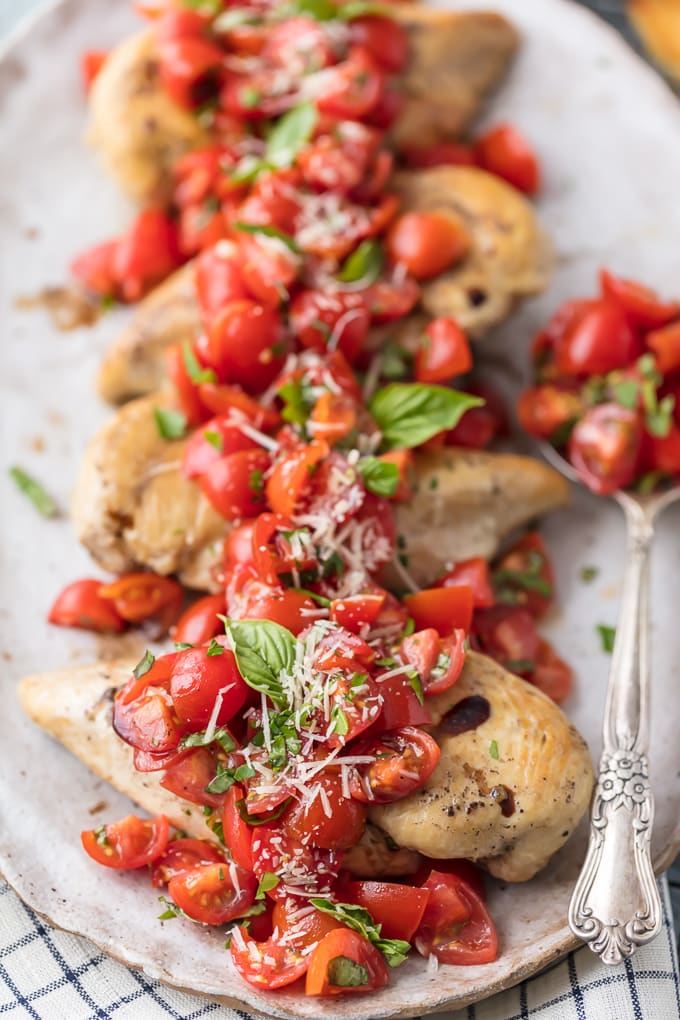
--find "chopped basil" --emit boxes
[224,618,296,707]
[203,430,223,451]
[337,0,394,18]
[310,899,410,967]
[370,384,483,450]
[380,340,412,381]
[249,469,265,497]
[489,739,500,760]
[646,393,675,438]
[182,340,216,384]
[157,895,194,922]
[493,551,553,600]
[611,379,638,410]
[132,650,155,681]
[597,623,616,654]
[205,761,256,795]
[278,377,315,428]
[9,466,58,517]
[337,239,383,286]
[406,670,424,706]
[290,587,331,607]
[266,101,317,169]
[332,705,350,736]
[175,641,194,650]
[580,565,599,583]
[241,86,261,109]
[637,469,669,494]
[255,872,281,900]
[94,825,109,847]
[237,796,290,826]
[153,406,187,440]
[206,638,224,657]
[401,617,415,639]
[505,659,536,674]
[213,6,259,32]
[180,727,237,754]
[327,956,369,988]
[233,221,299,253]
[281,0,340,18]
[357,457,398,497]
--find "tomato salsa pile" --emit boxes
[519,269,680,495]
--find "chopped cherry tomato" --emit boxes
[472,605,539,673]
[266,440,329,516]
[415,317,473,383]
[80,50,107,92]
[113,684,183,755]
[517,384,583,440]
[223,784,253,871]
[169,644,248,727]
[646,322,680,374]
[168,860,256,925]
[251,512,316,585]
[236,231,300,307]
[166,344,206,427]
[272,899,345,949]
[232,580,318,636]
[437,558,495,609]
[531,639,573,703]
[415,871,498,965]
[195,243,249,325]
[48,578,125,633]
[309,391,357,442]
[70,240,118,298]
[349,727,440,804]
[283,776,366,850]
[555,299,641,377]
[251,826,342,899]
[401,141,477,169]
[568,402,643,494]
[263,16,336,75]
[412,858,486,902]
[387,212,469,280]
[492,532,555,618]
[181,415,259,479]
[364,276,420,323]
[375,449,414,501]
[341,881,429,941]
[330,593,385,632]
[348,16,408,72]
[160,746,228,809]
[82,814,169,870]
[290,290,370,364]
[198,382,281,429]
[305,928,389,996]
[599,268,679,329]
[648,422,680,474]
[206,300,285,392]
[173,593,226,645]
[200,448,271,519]
[112,209,183,302]
[371,671,432,731]
[315,49,384,120]
[158,34,224,109]
[475,123,540,195]
[403,585,474,635]
[401,627,466,695]
[150,837,224,887]
[231,928,309,990]
[98,573,183,629]
[445,381,507,449]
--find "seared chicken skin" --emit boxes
[372,652,594,882]
[71,393,569,590]
[18,651,592,882]
[88,10,518,206]
[97,167,550,405]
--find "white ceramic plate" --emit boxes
[2,1,680,1017]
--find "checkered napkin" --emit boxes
[1,876,679,1020]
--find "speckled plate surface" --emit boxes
[2,1,680,1017]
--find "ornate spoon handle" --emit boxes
[568,493,662,964]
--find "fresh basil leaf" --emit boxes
[357,457,398,497]
[489,739,500,760]
[580,565,599,583]
[157,895,196,922]
[369,384,483,450]
[406,670,424,706]
[204,430,223,452]
[133,650,155,681]
[255,872,281,900]
[637,470,669,494]
[153,406,187,440]
[266,101,318,169]
[337,0,394,18]
[180,727,237,754]
[9,466,58,517]
[611,379,638,410]
[241,86,261,109]
[332,705,350,736]
[597,623,616,654]
[205,763,238,795]
[337,239,383,285]
[181,0,222,11]
[646,393,675,438]
[213,6,259,32]
[233,221,300,253]
[182,340,216,384]
[327,956,369,988]
[310,898,411,968]
[224,618,296,706]
[380,340,412,381]
[237,796,290,826]
[206,638,224,657]
[175,641,194,650]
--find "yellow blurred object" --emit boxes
[629,0,680,81]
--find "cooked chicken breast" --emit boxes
[88,10,517,205]
[392,168,552,333]
[18,650,591,883]
[97,165,549,405]
[72,393,569,590]
[371,652,594,882]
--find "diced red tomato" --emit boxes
[437,557,495,609]
[150,837,225,887]
[48,578,125,633]
[315,49,384,120]
[158,33,224,109]
[195,243,249,325]
[492,532,555,618]
[181,415,259,479]
[309,391,358,443]
[197,382,281,429]
[403,585,474,635]
[282,776,366,850]
[555,299,641,377]
[173,594,226,646]
[168,861,256,924]
[364,276,420,323]
[305,928,389,996]
[231,929,309,990]
[265,440,329,517]
[517,384,583,440]
[98,572,183,630]
[330,593,385,632]
[648,421,680,474]
[412,858,486,902]
[112,209,183,302]
[200,448,271,519]
[372,670,432,731]
[169,644,248,728]
[646,322,680,374]
[599,268,680,329]
[272,899,345,950]
[568,402,643,494]
[82,814,169,870]
[222,784,253,871]
[290,289,370,364]
[415,318,472,383]
[166,344,206,427]
[349,727,440,804]
[401,627,466,695]
[206,300,286,391]
[387,212,469,280]
[348,16,409,72]
[160,746,228,809]
[70,240,119,298]
[232,581,318,636]
[80,50,107,92]
[475,123,540,195]
[263,16,336,75]
[236,231,300,307]
[341,881,430,941]
[251,826,342,898]
[472,605,539,673]
[531,639,573,703]
[415,871,498,965]
[401,141,477,169]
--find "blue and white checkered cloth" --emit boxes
[1,876,679,1019]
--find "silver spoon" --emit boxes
[539,440,680,965]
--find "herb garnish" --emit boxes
[9,466,58,517]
